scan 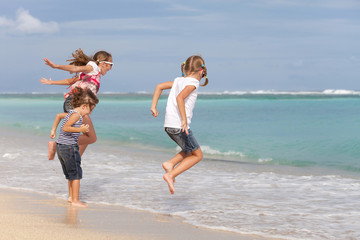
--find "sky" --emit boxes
[1,0,360,93]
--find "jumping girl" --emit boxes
[151,55,209,194]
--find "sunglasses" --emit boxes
[99,61,114,67]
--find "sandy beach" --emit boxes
[4,95,359,239]
[0,188,273,240]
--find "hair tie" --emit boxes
[182,73,185,77]
[201,64,204,67]
[183,61,186,65]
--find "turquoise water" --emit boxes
[2,93,360,174]
[1,93,360,239]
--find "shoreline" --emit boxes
[0,188,274,240]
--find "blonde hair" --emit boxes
[181,55,208,87]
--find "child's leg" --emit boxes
[48,141,56,160]
[67,180,72,203]
[78,115,97,156]
[171,148,203,177]
[70,180,87,207]
[163,148,203,194]
[162,151,190,173]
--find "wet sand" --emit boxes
[0,188,273,240]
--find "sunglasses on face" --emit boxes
[99,61,114,68]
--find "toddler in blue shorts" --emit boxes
[50,87,98,207]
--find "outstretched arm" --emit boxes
[176,85,196,135]
[40,76,79,86]
[50,113,67,138]
[43,58,94,74]
[151,81,173,117]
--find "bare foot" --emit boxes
[162,162,176,183]
[163,173,175,194]
[67,197,72,203]
[71,201,88,208]
[48,141,56,160]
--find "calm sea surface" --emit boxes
[1,92,360,239]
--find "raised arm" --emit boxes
[151,81,173,117]
[43,58,94,74]
[50,113,67,138]
[176,85,196,135]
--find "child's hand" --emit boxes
[40,77,53,85]
[43,58,58,69]
[50,129,56,139]
[80,124,90,133]
[151,107,159,117]
[181,120,189,135]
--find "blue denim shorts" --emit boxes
[165,128,200,154]
[56,143,82,180]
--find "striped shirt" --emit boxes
[56,110,82,145]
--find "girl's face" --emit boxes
[99,57,113,76]
[80,104,95,116]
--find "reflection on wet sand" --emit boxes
[64,205,79,226]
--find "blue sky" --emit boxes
[1,0,359,93]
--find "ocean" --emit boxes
[1,91,360,240]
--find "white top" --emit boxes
[86,61,101,75]
[164,77,199,129]
[64,61,101,99]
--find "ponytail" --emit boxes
[67,48,93,66]
[181,61,186,77]
[200,65,208,86]
[181,55,209,87]
[67,49,112,66]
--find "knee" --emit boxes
[193,149,203,161]
[86,134,97,144]
[89,135,97,144]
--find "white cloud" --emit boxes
[0,9,59,35]
[0,16,14,27]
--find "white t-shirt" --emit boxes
[65,61,102,99]
[86,61,101,75]
[164,77,199,129]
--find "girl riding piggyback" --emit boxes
[41,48,113,159]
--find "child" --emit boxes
[51,87,99,207]
[40,48,113,160]
[151,55,209,194]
